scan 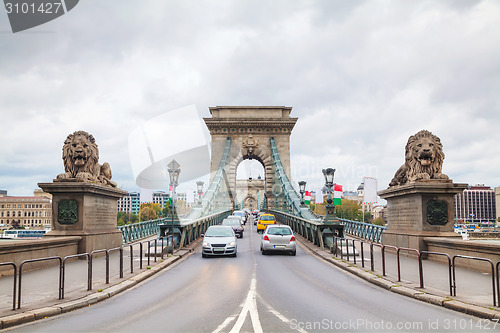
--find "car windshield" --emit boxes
[205,228,234,237]
[222,219,240,226]
[260,215,275,221]
[267,227,292,236]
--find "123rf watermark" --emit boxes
[290,318,499,331]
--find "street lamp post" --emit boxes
[196,181,204,207]
[322,168,337,224]
[298,181,306,207]
[167,159,181,251]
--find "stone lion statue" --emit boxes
[56,130,117,187]
[389,130,449,187]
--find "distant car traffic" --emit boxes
[202,226,237,258]
[232,210,247,224]
[260,225,296,256]
[256,213,276,233]
[221,218,244,238]
[226,215,244,225]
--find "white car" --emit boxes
[202,226,237,258]
[260,225,296,256]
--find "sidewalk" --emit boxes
[296,234,500,320]
[0,236,200,329]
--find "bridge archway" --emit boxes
[204,106,297,208]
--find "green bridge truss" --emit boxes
[119,137,385,246]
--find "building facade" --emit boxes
[495,187,500,227]
[117,192,140,215]
[153,191,170,209]
[117,191,172,215]
[454,185,497,224]
[0,195,52,229]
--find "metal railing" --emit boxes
[18,257,63,309]
[119,219,163,244]
[0,262,17,310]
[328,235,499,306]
[420,252,452,296]
[271,210,325,247]
[5,208,231,310]
[340,218,385,243]
[452,255,496,307]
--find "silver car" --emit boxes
[260,225,296,256]
[202,225,237,258]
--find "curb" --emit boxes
[297,237,500,320]
[0,247,195,330]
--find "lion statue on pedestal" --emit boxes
[389,130,449,187]
[55,130,117,187]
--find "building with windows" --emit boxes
[117,191,172,215]
[153,191,170,209]
[495,187,500,227]
[454,185,496,224]
[0,194,52,229]
[117,192,140,215]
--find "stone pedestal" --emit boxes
[378,180,467,251]
[38,182,127,254]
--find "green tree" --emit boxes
[139,203,162,221]
[372,217,386,226]
[117,212,127,226]
[335,199,363,220]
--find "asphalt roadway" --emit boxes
[6,221,497,333]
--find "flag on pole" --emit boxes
[304,191,311,205]
[333,184,342,205]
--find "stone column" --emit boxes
[378,180,467,251]
[38,182,127,254]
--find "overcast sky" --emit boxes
[1,0,499,201]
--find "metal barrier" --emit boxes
[271,210,324,247]
[107,247,124,279]
[497,261,500,309]
[119,219,163,244]
[18,257,62,309]
[420,251,452,296]
[0,262,17,310]
[381,244,398,277]
[452,255,496,307]
[90,249,109,286]
[396,248,422,286]
[340,218,386,243]
[331,239,497,306]
[61,253,91,299]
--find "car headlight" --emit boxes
[203,242,210,247]
[228,241,235,247]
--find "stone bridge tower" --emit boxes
[204,106,297,208]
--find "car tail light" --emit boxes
[263,235,269,241]
[290,235,296,242]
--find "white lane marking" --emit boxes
[258,295,309,333]
[212,315,237,333]
[229,273,263,333]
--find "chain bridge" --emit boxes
[120,106,384,248]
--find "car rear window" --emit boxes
[222,219,240,226]
[260,215,275,221]
[267,227,292,236]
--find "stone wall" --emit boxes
[424,237,500,271]
[0,236,81,275]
